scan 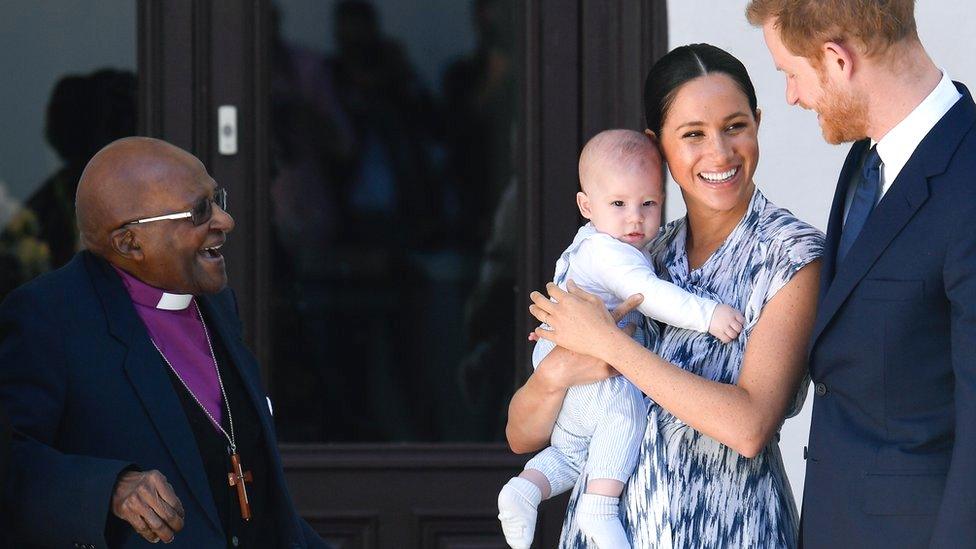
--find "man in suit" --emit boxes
[0,137,329,548]
[747,1,976,547]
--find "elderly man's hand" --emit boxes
[111,470,185,543]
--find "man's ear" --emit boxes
[822,40,855,80]
[644,129,660,144]
[576,191,593,219]
[110,228,144,262]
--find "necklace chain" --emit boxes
[150,301,237,454]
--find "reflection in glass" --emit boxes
[0,2,136,298]
[269,0,519,443]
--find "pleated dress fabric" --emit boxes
[557,187,824,548]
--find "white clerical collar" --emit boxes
[112,265,195,311]
[155,292,194,310]
[874,70,961,195]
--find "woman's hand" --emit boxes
[529,280,643,361]
[505,290,643,453]
[533,346,616,392]
[531,295,642,389]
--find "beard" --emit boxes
[816,76,870,144]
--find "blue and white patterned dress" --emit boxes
[558,187,824,548]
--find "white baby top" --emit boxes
[554,223,716,332]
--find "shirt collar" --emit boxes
[112,265,194,311]
[874,70,961,191]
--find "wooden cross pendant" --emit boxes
[227,452,254,521]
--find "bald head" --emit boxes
[76,137,207,255]
[75,136,234,295]
[578,129,662,194]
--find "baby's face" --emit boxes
[580,166,663,249]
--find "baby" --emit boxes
[497,129,745,548]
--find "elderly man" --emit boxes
[748,1,976,547]
[0,137,328,548]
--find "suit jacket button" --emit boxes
[803,446,808,460]
[815,382,828,396]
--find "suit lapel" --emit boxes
[811,83,976,348]
[811,165,930,345]
[85,254,222,532]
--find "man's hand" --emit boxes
[111,470,185,543]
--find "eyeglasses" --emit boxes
[122,188,228,228]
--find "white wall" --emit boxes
[665,0,976,508]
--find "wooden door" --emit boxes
[138,1,666,546]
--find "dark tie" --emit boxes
[838,146,882,262]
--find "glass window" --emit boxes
[0,2,136,297]
[268,0,521,443]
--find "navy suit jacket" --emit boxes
[0,252,327,548]
[802,82,976,548]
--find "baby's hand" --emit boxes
[708,304,745,343]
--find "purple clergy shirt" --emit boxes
[113,266,225,428]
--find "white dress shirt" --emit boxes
[844,70,961,223]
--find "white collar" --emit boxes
[874,70,961,193]
[113,264,195,311]
[156,292,194,310]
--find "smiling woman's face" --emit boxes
[658,73,760,217]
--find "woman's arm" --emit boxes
[530,260,820,458]
[505,294,643,454]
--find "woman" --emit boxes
[506,44,824,547]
